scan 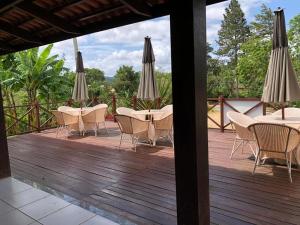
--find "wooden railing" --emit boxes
[3,95,280,136]
[4,101,65,136]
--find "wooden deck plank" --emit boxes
[7,122,300,225]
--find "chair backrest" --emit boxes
[61,111,79,126]
[154,113,173,130]
[161,105,173,113]
[115,115,149,135]
[115,115,133,134]
[82,107,107,123]
[249,123,300,153]
[58,106,74,112]
[272,107,300,117]
[93,104,108,109]
[227,111,256,140]
[116,107,135,116]
[51,110,64,126]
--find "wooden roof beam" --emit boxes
[0,0,24,14]
[0,41,15,51]
[16,2,81,35]
[120,0,152,17]
[0,20,42,44]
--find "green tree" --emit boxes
[207,43,223,97]
[84,68,105,99]
[237,37,272,97]
[6,44,64,104]
[112,65,139,96]
[250,4,274,39]
[217,0,250,96]
[288,14,300,77]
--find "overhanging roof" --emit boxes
[0,0,226,55]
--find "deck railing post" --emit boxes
[219,96,225,132]
[112,94,116,122]
[35,101,41,133]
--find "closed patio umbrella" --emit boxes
[261,8,300,119]
[137,36,160,103]
[72,51,89,106]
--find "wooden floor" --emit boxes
[7,122,300,225]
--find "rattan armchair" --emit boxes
[52,110,79,137]
[116,107,145,120]
[227,111,257,159]
[115,115,149,151]
[249,123,300,182]
[153,112,173,147]
[81,104,108,136]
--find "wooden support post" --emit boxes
[35,101,41,132]
[170,1,209,224]
[0,84,11,178]
[156,97,161,109]
[263,102,267,115]
[132,95,137,110]
[219,96,225,132]
[112,94,117,122]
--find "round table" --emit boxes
[255,115,300,165]
[255,115,300,129]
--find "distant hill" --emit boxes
[105,76,114,83]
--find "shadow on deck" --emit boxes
[7,122,300,225]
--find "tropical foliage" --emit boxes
[1,0,300,135]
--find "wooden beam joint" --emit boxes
[120,0,152,17]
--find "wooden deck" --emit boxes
[7,122,300,225]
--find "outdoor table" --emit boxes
[255,115,300,165]
[62,107,93,133]
[132,110,165,146]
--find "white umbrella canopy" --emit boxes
[261,8,300,118]
[72,51,89,104]
[137,36,160,101]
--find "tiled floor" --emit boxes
[0,177,118,225]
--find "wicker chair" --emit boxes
[272,107,300,117]
[52,110,79,137]
[116,107,135,116]
[153,112,173,147]
[81,105,108,136]
[249,123,300,182]
[227,111,257,159]
[116,107,145,120]
[115,115,149,151]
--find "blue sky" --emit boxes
[49,0,300,77]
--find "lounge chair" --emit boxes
[249,123,300,182]
[115,115,149,151]
[227,111,257,159]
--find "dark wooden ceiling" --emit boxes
[0,0,226,55]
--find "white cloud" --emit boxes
[49,0,275,76]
